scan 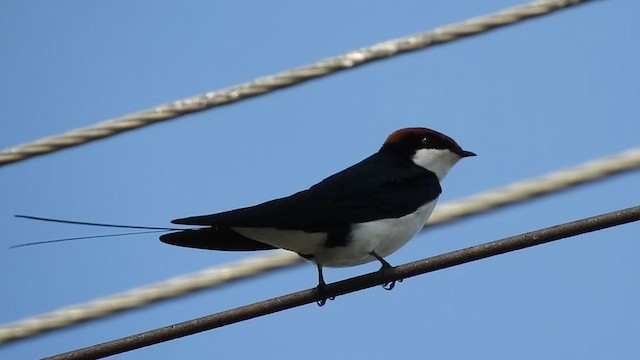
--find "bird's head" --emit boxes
[381,127,476,180]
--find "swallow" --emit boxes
[160,128,475,303]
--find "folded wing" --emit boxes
[162,151,441,250]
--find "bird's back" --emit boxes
[170,150,441,232]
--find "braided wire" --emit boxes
[0,0,591,166]
[1,146,637,345]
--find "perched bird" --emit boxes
[161,128,475,301]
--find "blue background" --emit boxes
[1,1,639,359]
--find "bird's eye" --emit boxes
[421,137,429,145]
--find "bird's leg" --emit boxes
[371,251,392,269]
[315,263,334,306]
[370,251,402,290]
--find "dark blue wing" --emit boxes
[171,150,441,232]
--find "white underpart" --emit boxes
[412,148,461,181]
[233,199,438,268]
[314,200,438,267]
[232,148,458,268]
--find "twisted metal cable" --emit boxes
[46,206,640,360]
[429,148,640,224]
[0,0,592,167]
[0,251,300,345]
[1,146,638,345]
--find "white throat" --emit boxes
[412,148,460,181]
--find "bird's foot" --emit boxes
[316,297,336,307]
[315,283,335,307]
[381,277,403,291]
[370,251,403,291]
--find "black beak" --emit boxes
[458,149,477,158]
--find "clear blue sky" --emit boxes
[1,1,639,359]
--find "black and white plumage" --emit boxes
[161,128,475,292]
